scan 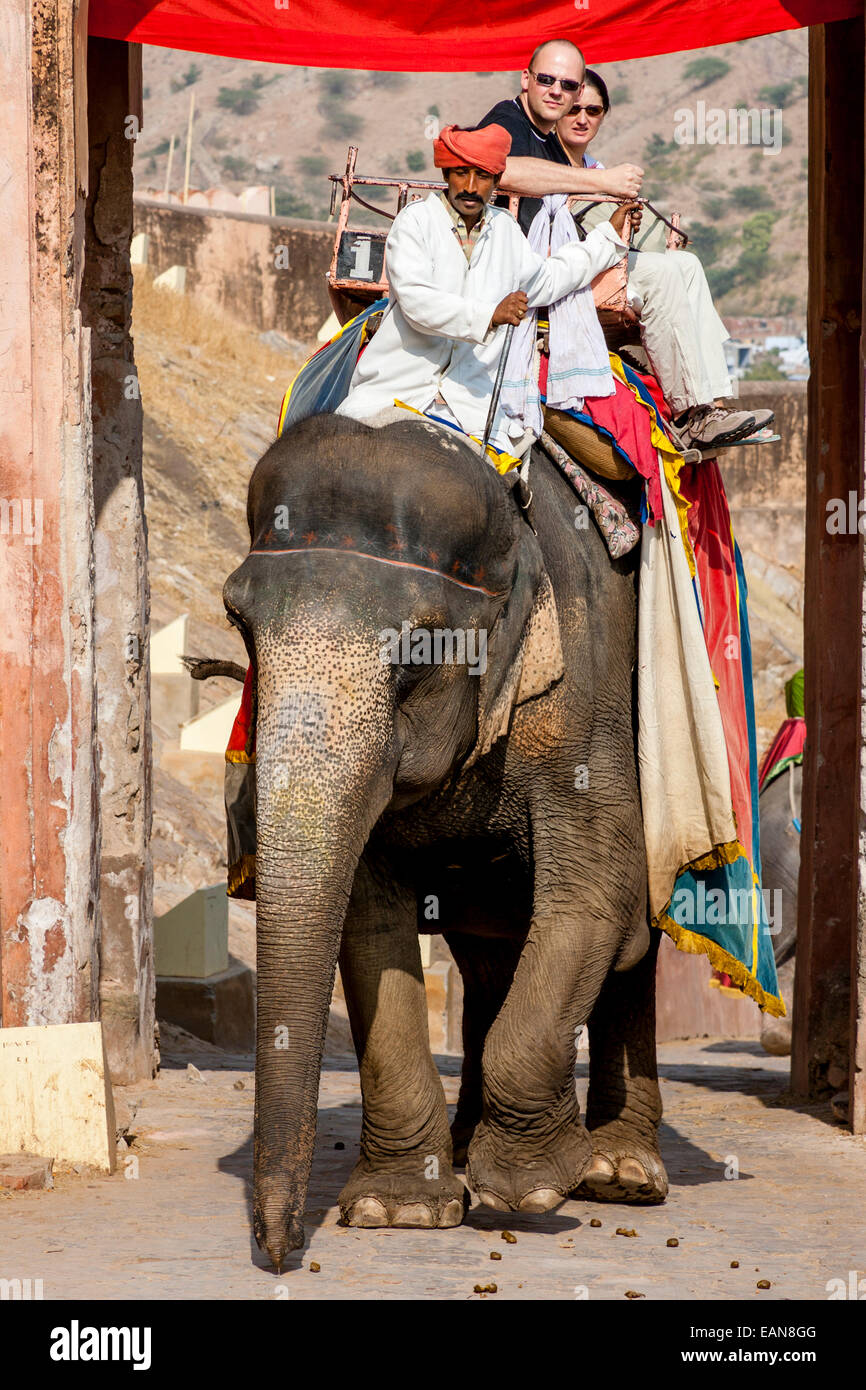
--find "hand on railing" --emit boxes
[609,200,642,239]
[596,164,644,199]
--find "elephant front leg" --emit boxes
[466,806,651,1215]
[575,927,669,1204]
[337,861,467,1230]
[465,837,633,1213]
[465,905,598,1213]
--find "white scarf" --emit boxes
[499,194,615,438]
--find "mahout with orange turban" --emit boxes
[432,123,512,176]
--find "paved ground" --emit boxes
[2,1030,864,1301]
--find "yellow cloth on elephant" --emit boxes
[392,399,524,474]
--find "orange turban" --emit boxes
[432,123,512,176]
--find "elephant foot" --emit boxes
[466,1117,592,1214]
[760,1014,792,1057]
[338,1158,468,1230]
[573,1123,668,1205]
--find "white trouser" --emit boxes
[627,249,732,415]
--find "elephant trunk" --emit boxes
[251,627,397,1268]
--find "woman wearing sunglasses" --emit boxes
[556,71,773,450]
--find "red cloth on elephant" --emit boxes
[539,351,664,524]
[432,123,511,175]
[758,716,806,792]
[681,458,753,872]
[226,665,255,761]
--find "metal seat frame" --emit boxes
[326,145,685,331]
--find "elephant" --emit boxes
[223,410,666,1270]
[758,761,801,1056]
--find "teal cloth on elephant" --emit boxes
[666,855,779,1007]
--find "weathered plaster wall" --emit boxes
[84,38,156,1084]
[132,199,334,337]
[0,1,100,1026]
[715,382,807,752]
[724,381,807,575]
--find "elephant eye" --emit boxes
[393,658,431,694]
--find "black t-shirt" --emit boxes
[476,96,571,234]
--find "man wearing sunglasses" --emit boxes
[476,39,644,234]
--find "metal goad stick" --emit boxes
[481,320,516,460]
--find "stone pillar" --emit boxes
[0,2,100,1026]
[83,37,156,1083]
[855,42,866,1138]
[793,19,865,1115]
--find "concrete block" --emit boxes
[150,613,190,675]
[240,185,270,215]
[0,1153,54,1190]
[179,693,242,753]
[130,231,148,266]
[153,264,187,294]
[317,310,341,343]
[154,885,228,979]
[0,1023,116,1173]
[156,959,255,1052]
[152,673,200,733]
[150,614,199,731]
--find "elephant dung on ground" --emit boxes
[223,412,665,1269]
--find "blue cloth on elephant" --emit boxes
[277,299,388,434]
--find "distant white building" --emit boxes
[776,341,810,371]
[724,339,755,378]
[724,333,809,380]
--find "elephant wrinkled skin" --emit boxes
[223,412,667,1269]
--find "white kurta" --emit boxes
[336,192,627,454]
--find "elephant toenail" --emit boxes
[618,1158,649,1188]
[517,1187,564,1213]
[476,1189,511,1212]
[584,1156,616,1184]
[392,1203,436,1228]
[440,1198,466,1227]
[347,1197,389,1226]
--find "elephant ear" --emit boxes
[464,524,564,769]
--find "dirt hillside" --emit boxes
[135,270,305,954]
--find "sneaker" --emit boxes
[748,407,775,431]
[680,404,758,449]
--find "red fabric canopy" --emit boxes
[89,0,862,70]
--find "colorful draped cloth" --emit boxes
[597,356,782,1014]
[540,351,781,1011]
